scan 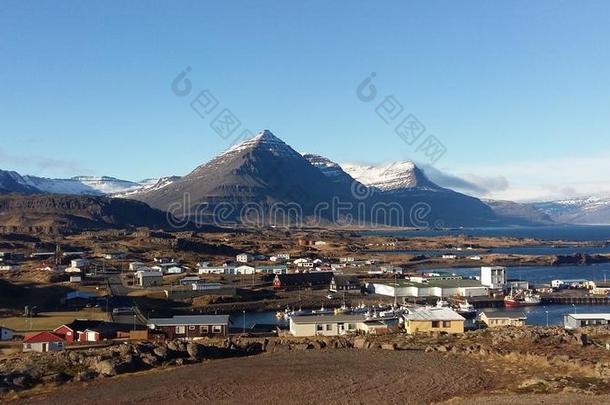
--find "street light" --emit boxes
[572,304,576,315]
[545,310,549,327]
[242,310,246,335]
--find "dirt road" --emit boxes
[19,350,505,404]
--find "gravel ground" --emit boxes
[19,350,505,405]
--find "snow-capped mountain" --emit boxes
[21,175,144,195]
[0,169,170,197]
[0,170,39,194]
[342,161,441,192]
[114,176,181,197]
[302,154,356,186]
[531,196,610,225]
[128,130,499,227]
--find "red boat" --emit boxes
[504,290,541,307]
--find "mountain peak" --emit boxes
[252,129,280,142]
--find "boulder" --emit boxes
[94,359,117,376]
[186,343,204,360]
[153,346,168,360]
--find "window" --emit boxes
[175,325,186,334]
[200,325,209,333]
[431,321,440,328]
[347,323,356,330]
[212,325,222,333]
[188,325,196,331]
[316,324,323,331]
[326,324,332,331]
[442,321,451,328]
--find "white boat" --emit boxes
[312,305,333,315]
[455,300,477,317]
[436,299,451,308]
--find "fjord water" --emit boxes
[369,225,610,241]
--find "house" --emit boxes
[479,311,527,328]
[64,291,97,308]
[147,315,230,340]
[270,253,290,262]
[564,313,610,330]
[441,254,457,259]
[180,276,202,286]
[0,326,15,341]
[165,266,183,274]
[480,266,507,289]
[0,265,20,271]
[289,314,389,337]
[198,266,229,275]
[129,261,147,271]
[70,258,89,269]
[236,253,253,263]
[255,265,288,274]
[329,275,362,293]
[53,320,111,343]
[380,266,404,275]
[272,272,334,290]
[69,275,82,283]
[233,265,255,275]
[403,307,465,334]
[314,241,327,246]
[22,332,65,352]
[135,270,163,287]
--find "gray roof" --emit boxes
[147,315,230,326]
[404,307,465,321]
[290,314,367,324]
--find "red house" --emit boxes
[272,272,334,290]
[53,320,108,343]
[23,332,65,352]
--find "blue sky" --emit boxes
[1,1,609,201]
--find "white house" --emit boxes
[289,314,388,337]
[0,265,20,271]
[135,270,163,287]
[233,265,255,275]
[564,313,610,330]
[441,254,457,259]
[480,266,506,289]
[198,266,229,275]
[129,261,147,271]
[165,266,183,274]
[70,258,89,268]
[236,254,253,263]
[255,265,288,274]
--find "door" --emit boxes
[42,343,48,352]
[338,323,345,335]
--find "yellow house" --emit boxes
[403,307,465,334]
[479,311,526,328]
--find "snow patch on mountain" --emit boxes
[21,175,144,195]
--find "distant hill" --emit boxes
[0,194,198,233]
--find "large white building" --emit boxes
[368,279,488,298]
[480,266,506,289]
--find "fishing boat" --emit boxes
[311,305,333,315]
[435,299,451,308]
[454,300,477,318]
[504,290,541,307]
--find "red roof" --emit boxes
[23,331,65,343]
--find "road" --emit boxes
[102,273,147,326]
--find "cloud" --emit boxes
[420,165,509,195]
[0,148,90,175]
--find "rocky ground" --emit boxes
[3,325,610,403]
